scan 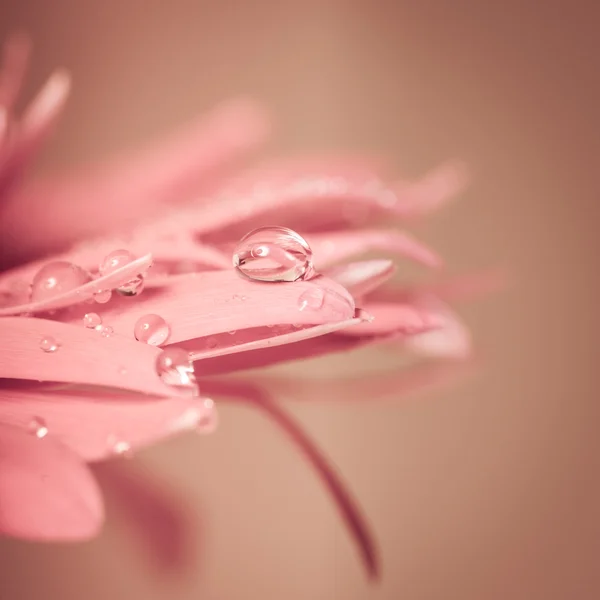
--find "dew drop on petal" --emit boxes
[233,226,314,282]
[297,287,325,311]
[156,347,197,388]
[116,274,145,297]
[206,337,218,349]
[107,435,133,458]
[31,261,92,302]
[196,398,218,434]
[40,336,59,352]
[29,417,48,439]
[99,249,134,275]
[83,312,102,328]
[94,289,112,304]
[134,314,170,346]
[100,325,114,338]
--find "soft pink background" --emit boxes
[0,2,598,599]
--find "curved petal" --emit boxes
[1,98,269,266]
[0,254,153,315]
[325,259,395,297]
[307,229,441,269]
[0,33,31,113]
[201,379,379,580]
[0,387,214,461]
[0,317,185,397]
[86,271,355,344]
[0,423,104,541]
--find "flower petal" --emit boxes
[0,253,153,315]
[0,317,184,396]
[308,229,441,269]
[201,379,379,580]
[90,271,355,344]
[0,33,31,113]
[0,387,213,461]
[326,260,396,298]
[0,423,103,540]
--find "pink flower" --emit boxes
[0,35,491,578]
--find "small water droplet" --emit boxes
[156,347,197,388]
[29,417,48,439]
[233,226,314,282]
[134,314,170,345]
[100,325,114,338]
[40,336,59,352]
[196,398,218,434]
[31,261,92,302]
[116,274,145,297]
[83,312,102,328]
[297,287,325,311]
[99,249,134,275]
[107,435,133,457]
[227,330,236,335]
[206,337,218,349]
[94,289,112,304]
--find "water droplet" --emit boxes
[83,312,102,328]
[206,337,218,349]
[93,289,112,304]
[31,261,92,302]
[116,274,145,297]
[134,314,170,345]
[227,330,236,335]
[29,417,48,439]
[156,347,197,388]
[40,336,59,352]
[297,287,325,311]
[107,435,132,457]
[99,249,134,275]
[196,398,218,434]
[233,226,314,282]
[100,325,114,338]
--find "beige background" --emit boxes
[0,1,599,599]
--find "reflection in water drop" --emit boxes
[297,287,325,311]
[99,249,134,275]
[134,314,170,346]
[156,347,197,389]
[31,261,92,302]
[40,336,59,353]
[83,312,102,328]
[116,274,145,297]
[233,226,314,282]
[93,289,112,304]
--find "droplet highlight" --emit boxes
[83,312,102,328]
[40,336,59,353]
[30,261,92,302]
[134,314,170,346]
[93,289,112,304]
[233,226,314,282]
[29,417,48,439]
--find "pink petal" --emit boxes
[0,423,103,540]
[88,271,355,345]
[0,33,31,112]
[93,461,196,573]
[1,98,268,266]
[0,387,213,461]
[180,161,465,242]
[0,253,153,315]
[307,229,441,269]
[0,317,185,397]
[326,260,395,297]
[337,301,443,337]
[201,379,379,579]
[404,300,471,359]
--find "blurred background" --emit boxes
[0,1,598,599]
